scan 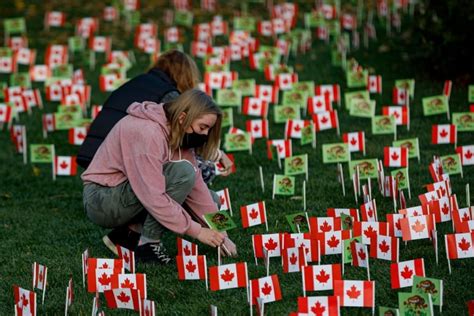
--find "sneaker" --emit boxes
[102,227,141,255]
[135,242,172,264]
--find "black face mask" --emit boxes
[181,128,209,149]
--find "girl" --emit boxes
[82,89,237,263]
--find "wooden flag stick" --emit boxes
[367,178,372,200]
[64,286,69,316]
[407,166,412,200]
[467,183,470,207]
[277,156,282,169]
[51,145,56,181]
[303,180,307,210]
[445,235,452,274]
[264,248,270,276]
[353,174,358,204]
[217,246,221,266]
[249,284,253,316]
[22,126,27,165]
[301,267,306,297]
[259,166,265,193]
[367,247,371,281]
[42,268,48,305]
[338,163,346,196]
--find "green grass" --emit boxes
[1,1,473,315]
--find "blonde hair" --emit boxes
[164,89,222,160]
[153,50,200,93]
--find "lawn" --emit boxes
[0,1,473,315]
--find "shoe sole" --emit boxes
[102,235,119,256]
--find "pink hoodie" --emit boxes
[81,101,218,238]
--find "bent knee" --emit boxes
[166,161,196,189]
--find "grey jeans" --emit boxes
[83,160,220,239]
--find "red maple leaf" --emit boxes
[350,138,357,145]
[346,285,361,299]
[145,307,150,316]
[77,132,85,139]
[439,129,448,138]
[39,271,43,282]
[294,124,301,132]
[277,144,283,152]
[289,252,298,265]
[123,252,130,263]
[357,247,366,260]
[327,235,340,248]
[400,265,413,279]
[319,221,332,232]
[117,291,130,303]
[60,161,69,169]
[316,101,323,108]
[465,150,473,159]
[395,219,402,230]
[458,238,471,251]
[379,240,390,253]
[220,269,234,282]
[98,273,111,286]
[183,245,191,256]
[367,208,373,219]
[262,90,269,96]
[364,225,376,239]
[121,278,135,288]
[411,220,426,233]
[20,294,29,307]
[393,111,400,118]
[283,79,289,85]
[249,208,259,219]
[311,301,326,316]
[440,187,446,196]
[316,269,330,283]
[253,124,260,132]
[264,238,278,251]
[320,116,328,124]
[391,152,399,161]
[0,109,3,115]
[101,262,109,269]
[441,203,449,215]
[251,103,258,110]
[219,196,225,204]
[261,282,272,295]
[413,211,419,216]
[186,260,197,273]
[461,212,470,222]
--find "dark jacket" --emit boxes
[77,68,179,169]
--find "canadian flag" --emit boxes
[297,295,340,315]
[387,213,404,238]
[384,146,408,167]
[45,83,63,101]
[309,217,342,234]
[367,75,382,94]
[318,230,351,255]
[104,288,141,311]
[307,95,332,115]
[302,264,342,292]
[429,196,452,223]
[87,268,123,293]
[445,232,474,259]
[99,74,121,92]
[399,205,429,218]
[15,48,36,65]
[65,278,73,310]
[191,41,210,58]
[201,0,216,12]
[30,65,50,82]
[204,72,235,90]
[252,233,282,258]
[193,23,211,42]
[334,280,374,307]
[390,258,425,289]
[110,273,147,299]
[317,25,329,40]
[452,207,473,233]
[103,6,118,21]
[369,234,399,261]
[13,285,37,316]
[282,246,307,273]
[400,214,435,241]
[275,38,291,57]
[246,119,269,139]
[353,221,389,245]
[230,44,243,61]
[418,189,442,205]
[426,179,451,197]
[315,84,340,105]
[45,11,66,27]
[68,127,88,145]
[42,114,56,132]
[250,274,282,305]
[212,188,231,213]
[0,104,12,123]
[351,241,369,268]
[211,20,227,36]
[176,237,198,256]
[456,145,474,166]
[10,95,28,113]
[285,235,319,263]
[431,124,457,144]
[55,156,77,176]
[272,18,287,34]
[360,200,377,222]
[241,201,267,228]
[8,36,28,52]
[176,255,207,280]
[312,110,338,131]
[0,56,15,73]
[257,20,273,36]
[255,85,278,103]
[392,87,408,105]
[117,245,135,273]
[443,80,452,98]
[275,73,298,90]
[209,262,248,291]
[88,258,124,270]
[342,131,365,153]
[327,208,360,222]
[22,89,43,109]
[33,262,48,291]
[143,38,160,54]
[266,139,292,159]
[382,106,408,126]
[243,98,268,117]
[124,0,140,10]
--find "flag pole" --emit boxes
[259,166,265,193]
[303,180,306,210]
[467,183,470,207]
[22,125,27,165]
[42,268,48,305]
